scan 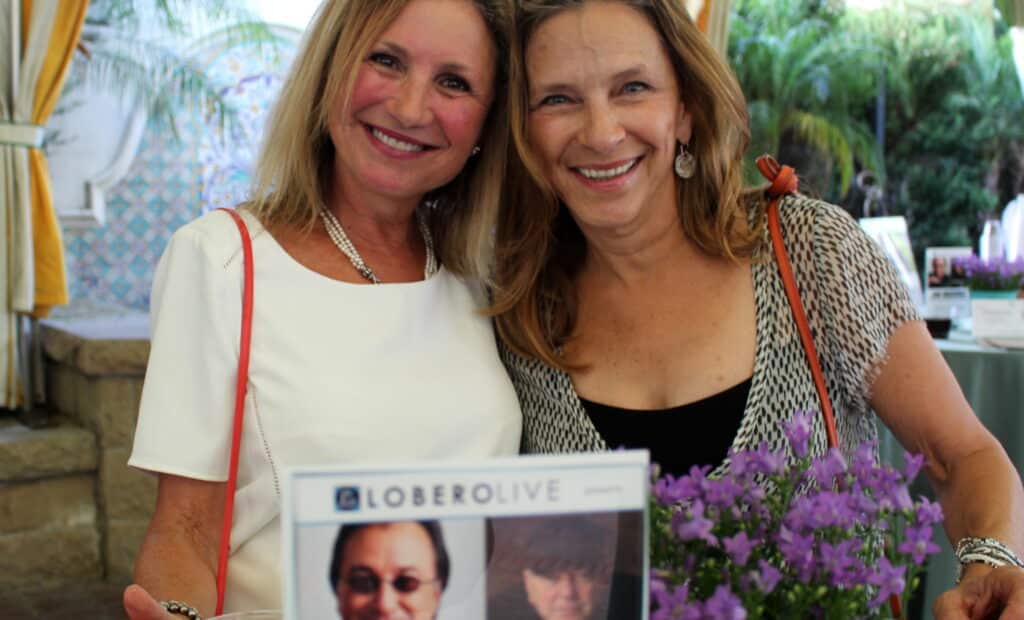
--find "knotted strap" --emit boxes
[756,155,798,198]
[214,208,255,616]
[755,155,839,451]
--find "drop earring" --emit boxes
[674,143,695,179]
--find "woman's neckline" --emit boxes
[577,376,753,414]
[243,210,445,288]
[558,260,768,451]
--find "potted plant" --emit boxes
[728,0,879,198]
[650,411,941,619]
[951,254,1024,298]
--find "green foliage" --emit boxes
[858,4,1024,253]
[729,0,880,197]
[729,0,1024,260]
[71,0,284,139]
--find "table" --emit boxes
[880,335,1024,619]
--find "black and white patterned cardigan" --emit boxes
[499,194,920,469]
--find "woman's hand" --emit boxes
[933,565,1024,620]
[123,584,175,620]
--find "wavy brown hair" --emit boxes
[248,0,513,279]
[491,0,763,370]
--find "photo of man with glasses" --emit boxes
[328,520,450,620]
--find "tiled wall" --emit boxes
[62,32,298,311]
[63,123,200,310]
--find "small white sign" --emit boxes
[282,451,650,620]
[972,299,1024,347]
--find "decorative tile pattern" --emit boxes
[63,31,299,311]
[62,125,200,310]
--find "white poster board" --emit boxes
[859,216,925,312]
[282,451,649,620]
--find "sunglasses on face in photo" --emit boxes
[344,569,439,596]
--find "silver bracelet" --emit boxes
[160,600,203,620]
[955,536,1024,583]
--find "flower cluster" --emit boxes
[650,411,943,620]
[951,255,1024,291]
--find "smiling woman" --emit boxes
[122,1,522,618]
[324,0,497,220]
[523,2,694,237]
[492,0,1024,617]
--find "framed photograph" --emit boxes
[281,451,649,620]
[923,246,972,320]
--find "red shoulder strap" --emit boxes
[214,208,254,616]
[755,155,839,451]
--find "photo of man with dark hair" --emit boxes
[928,256,952,287]
[328,520,450,620]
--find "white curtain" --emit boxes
[0,1,58,408]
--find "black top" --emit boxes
[579,378,751,478]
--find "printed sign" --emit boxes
[972,298,1024,347]
[282,451,650,620]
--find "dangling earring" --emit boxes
[471,145,481,156]
[674,143,696,179]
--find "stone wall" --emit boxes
[5,311,155,586]
[0,422,100,589]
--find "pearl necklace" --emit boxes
[319,207,437,284]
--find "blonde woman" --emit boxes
[492,0,1024,616]
[124,0,520,617]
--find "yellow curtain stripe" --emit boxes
[23,0,89,317]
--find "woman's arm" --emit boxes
[124,474,226,619]
[870,320,1024,618]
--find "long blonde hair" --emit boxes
[492,0,762,369]
[249,0,512,280]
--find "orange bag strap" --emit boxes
[214,208,255,616]
[755,155,839,450]
[755,157,903,619]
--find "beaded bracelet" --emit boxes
[955,536,1024,583]
[160,600,203,620]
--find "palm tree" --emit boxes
[729,0,879,199]
[69,0,283,138]
[857,2,1024,253]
